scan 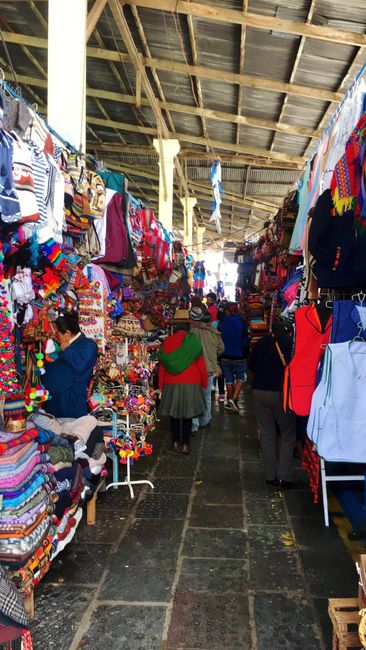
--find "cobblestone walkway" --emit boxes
[31,391,357,649]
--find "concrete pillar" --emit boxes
[48,0,87,151]
[153,138,180,233]
[217,250,224,280]
[195,226,206,261]
[180,196,197,249]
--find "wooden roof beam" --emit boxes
[121,0,366,48]
[107,0,190,198]
[1,31,343,104]
[269,0,317,153]
[236,0,248,147]
[129,5,176,133]
[85,114,305,164]
[87,0,108,40]
[186,11,210,149]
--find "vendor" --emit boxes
[43,312,98,419]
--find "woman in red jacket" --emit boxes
[158,327,208,454]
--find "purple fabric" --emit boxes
[96,193,128,264]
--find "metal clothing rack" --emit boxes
[320,458,365,527]
[103,338,154,499]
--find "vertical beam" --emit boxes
[269,0,317,152]
[86,0,108,41]
[196,225,206,260]
[48,0,87,151]
[153,139,181,232]
[180,196,197,248]
[236,0,248,146]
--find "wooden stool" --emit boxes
[86,479,105,525]
[328,598,360,650]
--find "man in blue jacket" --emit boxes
[43,312,98,419]
[218,304,249,412]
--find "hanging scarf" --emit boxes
[330,113,366,216]
[158,333,203,375]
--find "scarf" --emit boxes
[158,333,203,375]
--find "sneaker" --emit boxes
[224,402,232,410]
[218,394,225,402]
[228,398,239,413]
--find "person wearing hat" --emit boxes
[158,323,208,454]
[189,304,224,431]
[206,292,218,323]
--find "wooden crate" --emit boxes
[328,598,361,650]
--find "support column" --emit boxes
[180,196,197,249]
[153,138,180,233]
[195,226,206,261]
[48,0,87,151]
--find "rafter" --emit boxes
[87,0,108,40]
[269,0,317,153]
[304,47,366,159]
[236,0,248,147]
[1,31,344,104]
[129,5,175,132]
[185,7,209,150]
[107,0,190,200]
[121,0,366,48]
[85,115,305,164]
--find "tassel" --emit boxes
[29,228,39,267]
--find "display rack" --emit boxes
[321,457,365,527]
[105,408,154,499]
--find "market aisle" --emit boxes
[30,391,357,650]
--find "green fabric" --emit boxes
[158,333,203,375]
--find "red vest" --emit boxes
[284,305,332,416]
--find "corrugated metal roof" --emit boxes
[1,0,366,242]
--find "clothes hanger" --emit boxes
[352,291,366,304]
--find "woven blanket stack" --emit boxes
[247,293,269,348]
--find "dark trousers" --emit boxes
[170,417,192,445]
[253,390,296,482]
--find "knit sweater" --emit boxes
[158,331,208,389]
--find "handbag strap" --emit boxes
[275,340,286,368]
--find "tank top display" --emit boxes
[284,305,332,416]
[331,300,366,343]
[307,341,366,462]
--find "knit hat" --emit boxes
[189,304,211,323]
[3,395,27,433]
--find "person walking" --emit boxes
[205,292,218,323]
[158,325,208,454]
[218,304,249,413]
[248,321,296,488]
[189,304,224,431]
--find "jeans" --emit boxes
[253,390,296,482]
[170,418,192,445]
[192,375,214,430]
[221,359,246,384]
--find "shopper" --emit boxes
[158,324,208,454]
[218,303,249,412]
[206,292,218,323]
[248,321,296,488]
[189,304,224,431]
[43,311,98,419]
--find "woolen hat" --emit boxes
[189,305,211,323]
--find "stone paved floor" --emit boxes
[31,390,359,649]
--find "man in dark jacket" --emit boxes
[248,321,295,488]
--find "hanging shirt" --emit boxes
[0,129,21,222]
[308,341,366,462]
[10,132,39,223]
[29,143,49,229]
[331,300,366,343]
[284,305,332,416]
